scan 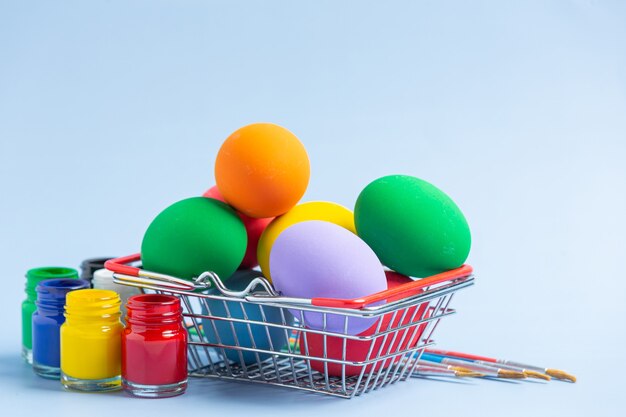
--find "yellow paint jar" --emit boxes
[60,289,123,392]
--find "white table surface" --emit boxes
[1,1,624,415]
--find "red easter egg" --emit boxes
[202,186,222,200]
[203,186,273,269]
[300,271,430,377]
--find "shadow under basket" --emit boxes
[107,254,474,399]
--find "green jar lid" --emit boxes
[26,267,79,292]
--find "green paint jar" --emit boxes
[22,267,78,364]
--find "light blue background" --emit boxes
[1,1,625,415]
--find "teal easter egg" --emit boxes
[354,175,471,277]
[201,270,294,365]
[141,197,247,281]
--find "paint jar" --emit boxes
[32,279,90,379]
[122,294,187,398]
[92,268,141,324]
[61,289,123,392]
[22,267,78,364]
[80,257,114,286]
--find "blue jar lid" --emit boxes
[36,279,90,311]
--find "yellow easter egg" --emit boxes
[257,201,356,281]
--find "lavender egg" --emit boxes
[269,220,387,335]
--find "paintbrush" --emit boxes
[420,353,527,379]
[414,364,484,378]
[425,350,550,381]
[426,349,576,382]
[416,361,485,377]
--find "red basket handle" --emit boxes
[105,254,141,277]
[311,265,473,309]
[106,254,472,310]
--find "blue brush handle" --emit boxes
[421,352,474,363]
[420,352,445,363]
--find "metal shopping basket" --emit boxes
[106,254,474,398]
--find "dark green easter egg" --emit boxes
[141,197,247,281]
[354,175,471,277]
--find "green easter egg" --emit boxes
[141,197,247,281]
[354,175,471,277]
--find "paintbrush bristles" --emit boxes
[450,365,477,374]
[456,370,485,378]
[546,369,577,383]
[525,370,551,381]
[498,369,527,379]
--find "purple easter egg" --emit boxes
[270,220,387,335]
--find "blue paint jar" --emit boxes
[32,278,89,379]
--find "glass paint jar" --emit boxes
[32,279,89,379]
[61,289,123,392]
[92,268,141,324]
[22,267,78,364]
[122,294,187,398]
[80,257,114,286]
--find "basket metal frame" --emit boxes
[108,255,474,398]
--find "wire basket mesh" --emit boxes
[108,254,474,398]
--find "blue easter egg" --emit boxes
[201,270,294,365]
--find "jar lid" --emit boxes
[126,294,182,325]
[65,289,121,320]
[80,257,114,281]
[26,267,79,291]
[36,279,90,307]
[92,268,114,286]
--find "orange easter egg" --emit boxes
[215,123,310,218]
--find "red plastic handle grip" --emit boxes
[311,265,473,309]
[105,253,142,277]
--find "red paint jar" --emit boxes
[122,294,187,398]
